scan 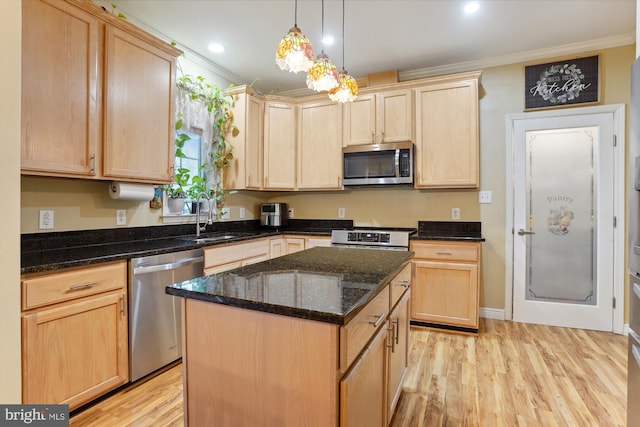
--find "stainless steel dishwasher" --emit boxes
[129,248,204,382]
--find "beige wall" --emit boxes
[20,45,635,313]
[1,0,21,403]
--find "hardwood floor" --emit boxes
[70,319,627,426]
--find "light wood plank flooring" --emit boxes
[70,319,627,426]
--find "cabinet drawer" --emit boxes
[340,285,390,372]
[410,241,479,262]
[22,261,127,311]
[389,263,411,310]
[204,238,269,268]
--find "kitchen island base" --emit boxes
[183,298,340,426]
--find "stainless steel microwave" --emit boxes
[343,142,414,186]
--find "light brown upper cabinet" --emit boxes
[414,72,481,189]
[223,87,264,190]
[264,100,297,190]
[343,90,413,146]
[21,0,181,184]
[298,99,343,190]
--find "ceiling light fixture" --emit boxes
[208,43,225,53]
[328,0,358,103]
[276,0,314,73]
[306,0,339,92]
[464,1,480,14]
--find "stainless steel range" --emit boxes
[331,228,414,251]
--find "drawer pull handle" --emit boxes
[368,313,385,328]
[634,282,640,299]
[396,279,410,288]
[68,281,98,291]
[435,251,453,256]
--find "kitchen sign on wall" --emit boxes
[524,55,599,110]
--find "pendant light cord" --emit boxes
[321,0,325,53]
[294,0,298,26]
[341,0,345,70]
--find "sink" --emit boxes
[180,234,239,244]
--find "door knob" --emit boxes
[517,229,535,235]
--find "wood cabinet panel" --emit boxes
[298,100,343,189]
[22,261,126,310]
[21,0,180,183]
[224,88,264,190]
[184,298,339,426]
[387,290,410,424]
[340,285,390,371]
[204,238,270,272]
[389,263,411,311]
[305,235,332,248]
[21,0,100,176]
[412,260,479,328]
[340,325,386,427]
[343,90,412,147]
[103,26,175,182]
[264,102,296,189]
[410,240,481,330]
[377,89,414,144]
[414,76,480,189]
[22,291,128,410]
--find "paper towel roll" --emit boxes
[109,181,155,201]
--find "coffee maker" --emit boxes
[260,203,288,227]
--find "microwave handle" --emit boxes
[394,149,400,178]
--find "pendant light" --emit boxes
[328,0,358,103]
[276,0,314,73]
[306,0,339,92]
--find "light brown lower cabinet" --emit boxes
[203,237,270,274]
[269,236,305,258]
[410,241,481,331]
[21,261,128,410]
[387,290,410,423]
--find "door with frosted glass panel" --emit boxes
[512,113,615,331]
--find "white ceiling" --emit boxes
[102,0,636,95]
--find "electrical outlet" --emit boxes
[39,210,54,229]
[479,190,492,204]
[451,207,460,220]
[288,208,294,218]
[116,210,127,226]
[220,207,230,219]
[338,208,345,218]
[239,207,246,219]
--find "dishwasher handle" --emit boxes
[133,256,204,275]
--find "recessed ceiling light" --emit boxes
[208,43,225,53]
[464,1,480,14]
[322,35,334,46]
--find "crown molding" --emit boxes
[400,33,635,82]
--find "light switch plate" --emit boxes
[338,208,345,218]
[451,208,460,220]
[239,207,246,219]
[479,190,492,204]
[220,207,230,219]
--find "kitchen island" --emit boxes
[166,247,413,427]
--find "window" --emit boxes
[176,128,204,184]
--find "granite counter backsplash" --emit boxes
[21,219,353,274]
[413,221,484,242]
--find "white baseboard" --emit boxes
[624,323,630,336]
[479,307,505,320]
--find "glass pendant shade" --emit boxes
[328,69,358,103]
[306,52,339,92]
[276,25,314,73]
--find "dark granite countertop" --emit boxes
[21,219,352,275]
[166,247,413,325]
[411,221,485,242]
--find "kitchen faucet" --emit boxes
[195,192,213,237]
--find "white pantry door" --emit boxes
[509,109,620,331]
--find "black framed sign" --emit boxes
[524,55,599,110]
